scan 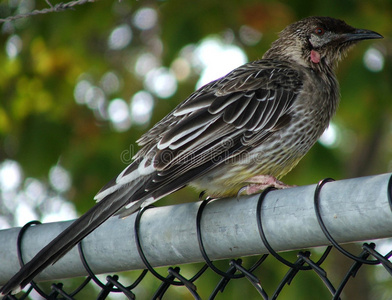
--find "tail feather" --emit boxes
[0,185,143,296]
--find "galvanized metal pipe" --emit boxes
[0,173,391,285]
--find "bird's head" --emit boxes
[264,16,383,71]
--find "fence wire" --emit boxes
[3,177,392,300]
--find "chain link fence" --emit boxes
[1,174,392,299]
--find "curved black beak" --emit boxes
[344,29,383,42]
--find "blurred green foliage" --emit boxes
[0,0,391,299]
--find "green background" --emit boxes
[0,0,391,299]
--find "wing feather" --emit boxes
[173,92,215,116]
[158,109,220,149]
[208,92,244,114]
[222,92,253,123]
[231,96,260,128]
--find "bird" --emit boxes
[0,16,382,295]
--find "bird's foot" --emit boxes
[238,175,295,197]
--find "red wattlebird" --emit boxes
[0,16,382,295]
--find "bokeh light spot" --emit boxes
[131,91,154,126]
[144,67,177,98]
[171,57,191,81]
[24,178,46,206]
[84,86,105,110]
[74,79,92,105]
[41,196,77,223]
[100,71,121,95]
[108,98,131,131]
[239,25,262,46]
[133,7,157,30]
[363,47,384,72]
[49,165,71,193]
[134,52,160,77]
[319,123,340,148]
[6,34,22,58]
[108,24,133,50]
[16,197,38,226]
[194,37,247,88]
[0,160,22,191]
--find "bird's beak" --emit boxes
[343,29,383,43]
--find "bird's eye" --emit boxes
[315,27,325,36]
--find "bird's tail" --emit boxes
[0,184,142,296]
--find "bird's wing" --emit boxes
[100,59,304,214]
[136,60,302,149]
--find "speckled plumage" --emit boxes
[1,16,382,295]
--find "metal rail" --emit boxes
[0,173,391,285]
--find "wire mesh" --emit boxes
[3,177,392,299]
